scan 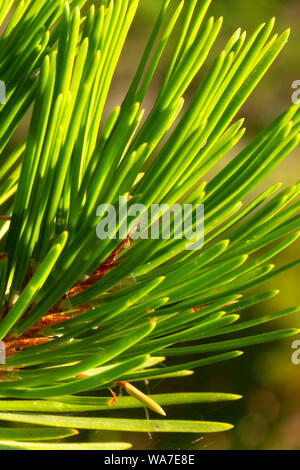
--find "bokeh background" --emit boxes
[8,0,300,450]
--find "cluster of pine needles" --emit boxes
[0,0,299,450]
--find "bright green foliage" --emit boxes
[0,0,299,449]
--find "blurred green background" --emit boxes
[95,0,300,450]
[10,0,300,450]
